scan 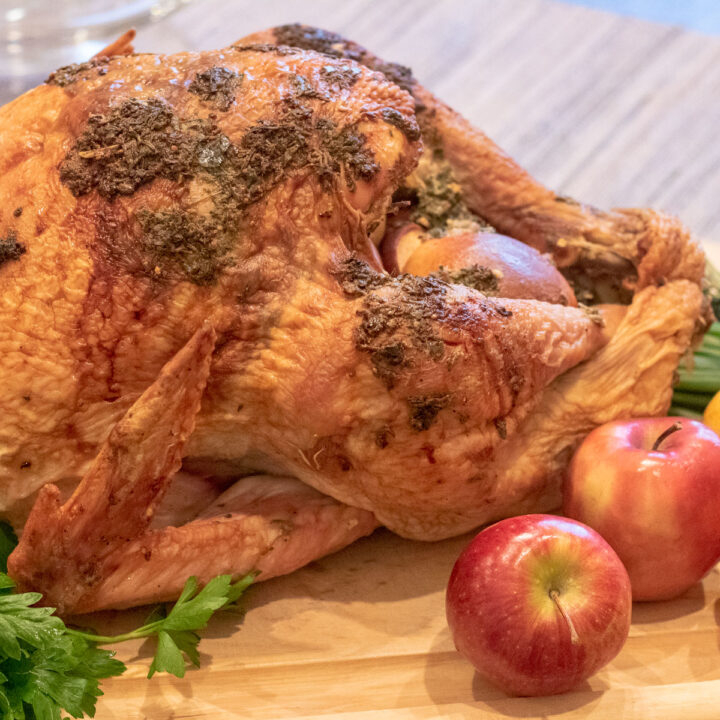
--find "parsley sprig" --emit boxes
[66,573,255,679]
[0,522,255,719]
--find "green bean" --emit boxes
[669,405,704,421]
[671,390,711,410]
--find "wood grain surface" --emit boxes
[24,0,720,717]
[93,528,720,718]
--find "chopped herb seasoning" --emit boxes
[46,57,109,87]
[320,64,361,89]
[368,342,408,384]
[0,231,26,267]
[274,24,356,59]
[380,107,421,141]
[564,262,635,306]
[337,258,450,387]
[232,43,298,56]
[62,97,379,202]
[289,73,328,100]
[431,264,500,294]
[60,98,225,199]
[188,67,243,111]
[273,24,416,93]
[319,119,379,191]
[407,394,452,432]
[407,165,491,236]
[332,257,391,297]
[61,97,380,284]
[136,210,229,286]
[494,418,508,439]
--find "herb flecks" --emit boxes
[320,64,361,89]
[289,73,328,100]
[0,231,26,268]
[407,394,452,431]
[333,257,391,297]
[232,43,298,56]
[137,210,230,286]
[321,122,379,191]
[61,98,380,284]
[189,67,243,111]
[380,107,421,141]
[431,264,500,294]
[59,98,222,199]
[408,164,491,236]
[340,259,450,388]
[61,98,378,202]
[274,24,356,59]
[46,57,109,87]
[273,24,416,93]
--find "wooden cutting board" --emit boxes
[75,0,720,716]
[95,529,720,719]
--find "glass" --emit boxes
[0,0,191,103]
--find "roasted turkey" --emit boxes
[0,25,708,613]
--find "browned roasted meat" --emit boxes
[1,25,708,612]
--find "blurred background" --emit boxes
[1,0,719,262]
[571,1,720,32]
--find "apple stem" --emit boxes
[651,421,683,452]
[549,589,579,645]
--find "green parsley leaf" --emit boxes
[0,574,126,720]
[142,574,256,679]
[169,629,201,668]
[226,572,257,606]
[162,575,233,632]
[0,554,255,718]
[148,630,186,679]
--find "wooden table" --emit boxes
[44,0,720,716]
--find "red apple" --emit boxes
[446,514,631,696]
[403,231,577,306]
[378,220,424,274]
[563,417,720,601]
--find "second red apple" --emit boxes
[563,417,720,601]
